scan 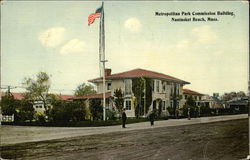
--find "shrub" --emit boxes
[106,109,117,120]
[89,99,103,120]
[200,105,211,116]
[46,99,86,123]
[167,107,175,116]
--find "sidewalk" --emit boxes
[1,114,247,146]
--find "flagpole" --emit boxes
[100,1,107,121]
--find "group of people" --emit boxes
[121,108,156,128]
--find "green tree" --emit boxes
[23,72,51,111]
[144,77,153,114]
[1,94,35,122]
[221,91,246,101]
[16,100,35,122]
[1,94,18,115]
[74,83,96,96]
[47,99,86,122]
[46,99,66,122]
[114,88,124,113]
[89,99,103,120]
[132,78,144,117]
[70,101,86,121]
[183,96,198,117]
[132,77,152,117]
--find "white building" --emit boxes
[80,68,190,117]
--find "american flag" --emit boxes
[88,6,102,25]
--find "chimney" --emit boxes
[105,68,112,77]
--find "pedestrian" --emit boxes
[121,108,127,128]
[175,108,179,119]
[149,110,155,126]
[188,107,191,120]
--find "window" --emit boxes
[162,82,166,92]
[124,79,132,95]
[107,82,111,91]
[162,101,166,110]
[170,101,173,108]
[125,100,131,110]
[152,80,155,92]
[156,80,160,93]
[176,85,179,95]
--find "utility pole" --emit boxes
[0,84,2,127]
[144,78,146,117]
[247,44,250,160]
[247,77,250,160]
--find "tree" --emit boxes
[132,77,152,117]
[23,72,51,110]
[16,100,35,122]
[1,94,18,115]
[1,94,35,122]
[74,83,96,96]
[113,88,124,113]
[89,99,103,120]
[70,101,86,121]
[46,99,86,122]
[221,91,246,101]
[132,78,144,117]
[183,96,198,117]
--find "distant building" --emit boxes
[225,97,248,113]
[1,92,75,114]
[182,88,203,102]
[75,68,190,117]
[182,89,226,109]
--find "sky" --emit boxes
[1,1,249,96]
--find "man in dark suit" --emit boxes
[149,110,155,126]
[122,108,127,128]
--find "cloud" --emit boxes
[176,40,192,49]
[38,27,65,47]
[60,39,85,55]
[191,25,217,44]
[124,18,141,32]
[172,25,218,53]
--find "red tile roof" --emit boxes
[73,92,111,100]
[1,92,75,101]
[1,92,21,99]
[183,89,203,96]
[89,68,190,84]
[1,92,25,100]
[57,94,76,100]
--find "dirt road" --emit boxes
[1,118,248,160]
[1,114,247,145]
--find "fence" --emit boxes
[0,114,14,122]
